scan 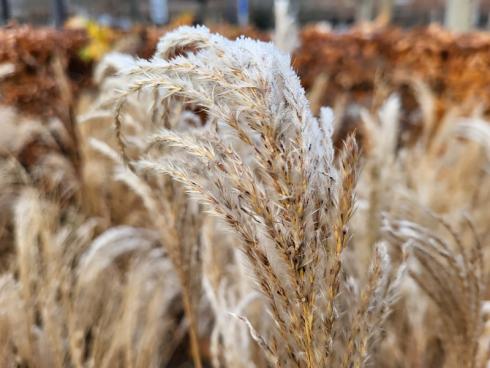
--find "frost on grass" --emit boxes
[115,26,403,368]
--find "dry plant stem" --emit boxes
[151,198,204,368]
[325,135,358,356]
[182,287,202,368]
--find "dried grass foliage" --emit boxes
[0,26,488,367]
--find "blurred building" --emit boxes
[6,0,490,28]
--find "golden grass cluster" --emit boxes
[0,26,489,368]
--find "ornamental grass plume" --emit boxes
[0,54,200,366]
[114,26,403,367]
[80,52,206,368]
[385,211,485,368]
[349,79,490,368]
[201,217,267,367]
[0,186,182,368]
